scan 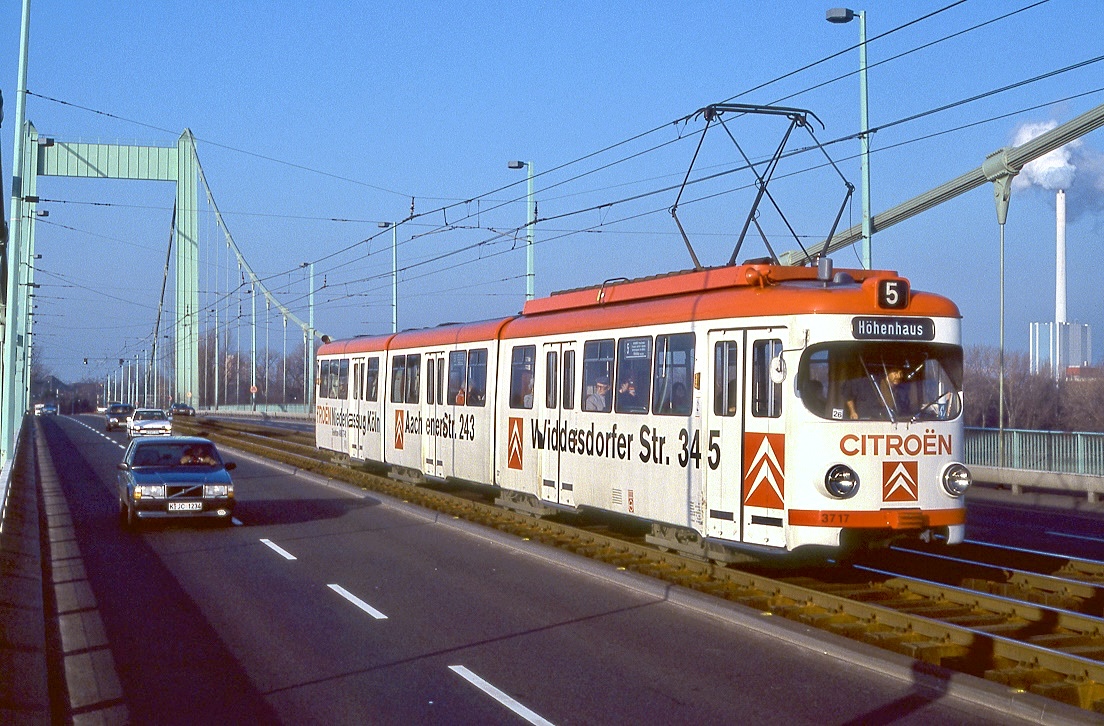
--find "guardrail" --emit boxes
[199,404,312,417]
[965,427,1104,503]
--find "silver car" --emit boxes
[127,408,172,438]
[117,437,236,528]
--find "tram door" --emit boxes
[539,342,576,507]
[423,353,446,478]
[704,332,743,541]
[741,330,787,548]
[349,356,366,459]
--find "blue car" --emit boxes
[117,437,236,528]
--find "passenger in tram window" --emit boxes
[670,382,689,414]
[584,376,610,412]
[617,374,645,413]
[729,380,739,414]
[518,371,534,408]
[618,375,637,402]
[801,378,827,416]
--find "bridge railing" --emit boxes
[198,404,312,419]
[965,427,1104,502]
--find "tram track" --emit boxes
[178,417,1104,714]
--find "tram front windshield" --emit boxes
[798,342,962,422]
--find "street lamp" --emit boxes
[300,262,315,406]
[378,221,398,332]
[508,160,536,300]
[827,7,872,269]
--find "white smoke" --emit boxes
[1011,120,1080,191]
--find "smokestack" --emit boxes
[1056,188,1066,325]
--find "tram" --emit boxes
[314,260,970,556]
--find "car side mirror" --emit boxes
[117,462,129,471]
[224,462,236,471]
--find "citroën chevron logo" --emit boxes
[882,461,918,502]
[394,410,405,450]
[507,417,524,470]
[742,433,785,509]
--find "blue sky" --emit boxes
[4,0,1103,383]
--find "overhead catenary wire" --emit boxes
[28,0,1088,371]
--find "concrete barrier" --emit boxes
[972,466,1104,503]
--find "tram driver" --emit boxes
[844,363,915,420]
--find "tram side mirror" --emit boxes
[769,355,787,384]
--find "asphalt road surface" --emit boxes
[34,414,1068,724]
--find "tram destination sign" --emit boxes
[851,316,935,341]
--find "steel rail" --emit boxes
[180,418,1104,712]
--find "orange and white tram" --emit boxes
[314,262,970,555]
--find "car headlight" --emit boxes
[825,464,860,499]
[942,463,972,497]
[205,484,231,498]
[134,484,165,499]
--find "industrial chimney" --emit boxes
[1053,188,1068,378]
[1056,188,1067,325]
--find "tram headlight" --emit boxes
[824,465,860,499]
[942,463,972,497]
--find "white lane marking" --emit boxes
[70,416,127,449]
[328,584,388,620]
[231,517,243,527]
[260,538,297,560]
[1047,530,1104,545]
[448,665,554,726]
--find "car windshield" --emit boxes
[798,342,963,423]
[109,405,134,414]
[133,410,167,421]
[130,443,221,468]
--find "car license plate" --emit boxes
[168,502,203,512]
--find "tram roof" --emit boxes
[318,264,960,354]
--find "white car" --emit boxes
[127,408,172,438]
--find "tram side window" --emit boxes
[582,339,614,413]
[337,359,349,400]
[466,349,488,406]
[616,337,652,414]
[426,358,445,406]
[799,349,829,417]
[365,357,380,402]
[448,351,467,405]
[714,342,739,417]
[427,359,437,405]
[546,352,558,409]
[390,355,406,404]
[318,360,330,400]
[353,362,361,400]
[653,333,695,416]
[562,349,575,410]
[509,345,536,409]
[752,339,783,418]
[406,354,421,404]
[436,358,445,405]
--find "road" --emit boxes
[34,414,1060,724]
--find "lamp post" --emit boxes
[378,221,398,332]
[827,7,871,269]
[508,160,536,300]
[300,262,315,407]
